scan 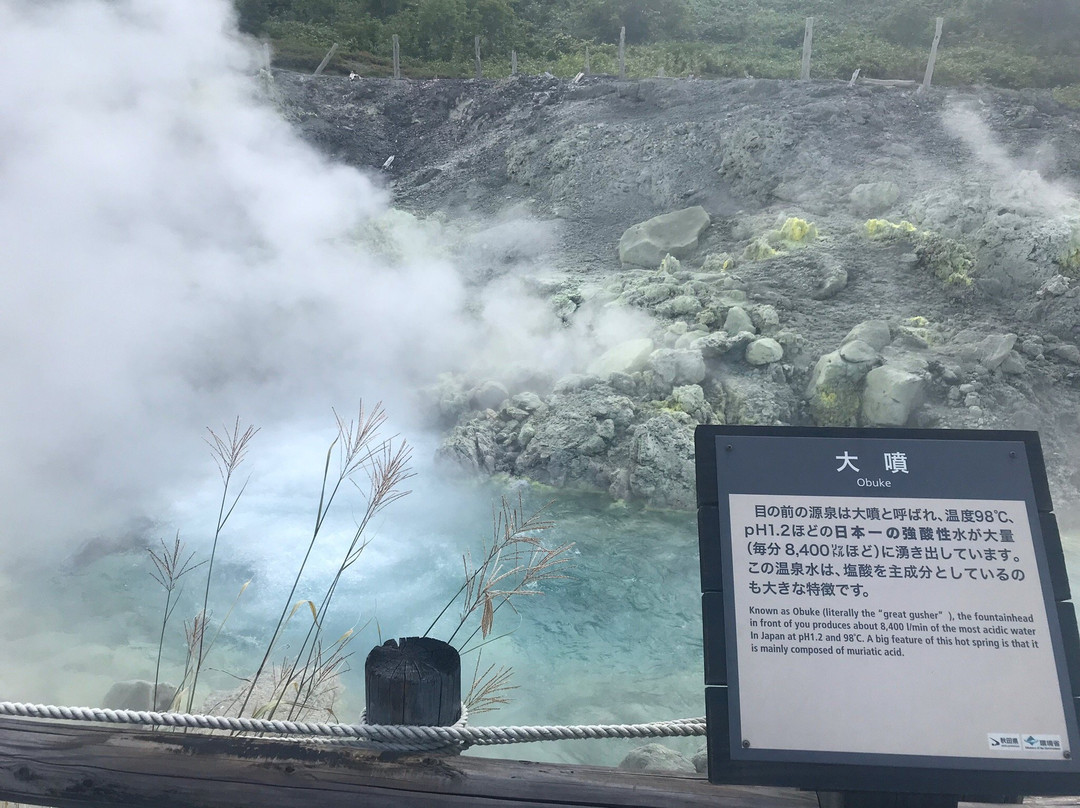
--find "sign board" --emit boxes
[696,426,1080,795]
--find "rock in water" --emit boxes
[103,680,177,712]
[619,743,696,773]
[618,206,711,267]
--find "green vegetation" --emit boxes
[239,0,1080,91]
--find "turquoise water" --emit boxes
[0,452,704,766]
[2,432,1077,768]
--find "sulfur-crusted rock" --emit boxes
[805,346,880,427]
[618,206,711,267]
[841,320,892,352]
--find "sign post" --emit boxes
[696,426,1080,800]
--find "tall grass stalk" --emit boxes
[188,418,258,712]
[237,402,406,718]
[426,496,572,655]
[147,534,203,713]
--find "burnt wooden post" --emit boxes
[585,44,591,76]
[475,35,482,78]
[511,49,517,75]
[392,34,400,79]
[365,637,461,725]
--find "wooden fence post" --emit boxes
[392,34,400,79]
[511,49,517,75]
[366,637,461,726]
[475,35,482,78]
[920,16,944,92]
[585,44,591,76]
[800,17,813,80]
[313,42,339,77]
[618,26,626,80]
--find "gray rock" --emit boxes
[649,348,706,386]
[723,305,756,335]
[1000,351,1026,375]
[977,333,1018,371]
[838,339,879,364]
[674,329,709,350]
[861,365,927,426]
[849,181,900,215]
[812,265,848,300]
[472,380,509,411]
[746,337,783,366]
[753,304,780,334]
[841,320,891,351]
[805,348,879,427]
[588,338,655,377]
[619,743,696,773]
[1053,344,1080,365]
[627,413,696,507]
[618,206,712,267]
[657,294,702,318]
[512,391,545,412]
[553,373,600,393]
[103,680,177,712]
[692,745,709,773]
[671,384,715,424]
[692,331,751,358]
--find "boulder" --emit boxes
[805,347,879,427]
[977,333,1018,371]
[723,305,755,335]
[841,320,892,352]
[471,380,509,411]
[671,384,716,424]
[618,207,711,267]
[619,743,696,773]
[849,181,900,215]
[838,339,879,364]
[862,365,927,426]
[649,348,706,387]
[627,414,696,508]
[103,680,177,712]
[746,337,783,366]
[588,338,655,377]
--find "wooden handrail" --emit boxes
[0,714,817,808]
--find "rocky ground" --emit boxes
[268,69,1080,527]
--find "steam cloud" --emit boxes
[0,0,648,561]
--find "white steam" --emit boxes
[941,103,1080,220]
[0,0,648,561]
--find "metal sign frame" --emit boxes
[696,425,1080,795]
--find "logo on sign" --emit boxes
[987,733,1021,750]
[1022,734,1063,752]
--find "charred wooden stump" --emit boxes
[365,637,461,726]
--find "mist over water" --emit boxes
[0,0,648,560]
[0,0,696,765]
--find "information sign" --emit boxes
[696,426,1080,796]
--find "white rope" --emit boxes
[0,701,705,753]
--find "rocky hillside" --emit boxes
[269,70,1080,525]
